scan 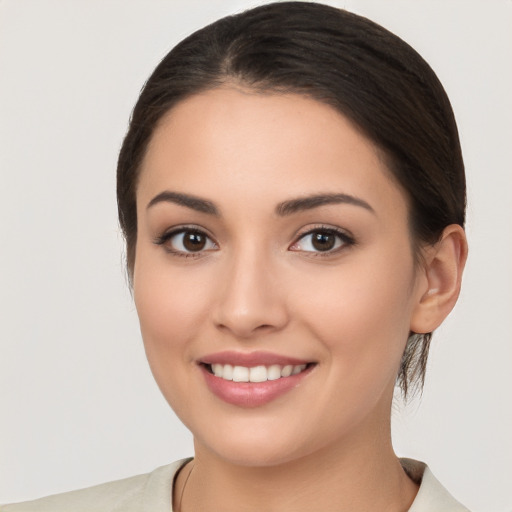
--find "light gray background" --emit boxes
[1,1,511,510]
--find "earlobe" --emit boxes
[410,224,468,334]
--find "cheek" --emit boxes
[132,251,211,385]
[132,262,214,429]
[135,273,192,347]
[299,251,416,376]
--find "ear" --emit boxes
[410,224,468,334]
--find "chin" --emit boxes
[190,414,333,468]
[203,438,311,468]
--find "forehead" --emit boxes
[137,87,406,218]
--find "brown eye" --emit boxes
[156,228,217,255]
[182,231,207,252]
[289,227,353,254]
[311,232,336,251]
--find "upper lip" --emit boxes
[199,350,313,367]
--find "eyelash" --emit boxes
[153,224,356,258]
[154,226,218,258]
[290,225,356,257]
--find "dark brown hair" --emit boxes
[117,1,466,397]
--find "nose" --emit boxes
[212,249,289,339]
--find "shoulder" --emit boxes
[401,459,471,512]
[0,459,190,512]
[1,473,150,512]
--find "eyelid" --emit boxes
[289,224,356,254]
[153,224,218,257]
[153,223,354,257]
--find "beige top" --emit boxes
[1,458,470,512]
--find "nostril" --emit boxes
[255,324,274,331]
[214,319,283,339]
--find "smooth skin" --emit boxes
[133,87,467,512]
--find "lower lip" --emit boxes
[200,365,313,408]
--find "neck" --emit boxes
[175,414,418,512]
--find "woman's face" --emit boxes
[133,87,426,466]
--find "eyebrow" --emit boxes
[147,191,219,215]
[275,193,375,216]
[146,190,374,217]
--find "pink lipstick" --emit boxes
[198,351,315,408]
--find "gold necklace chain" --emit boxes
[177,461,195,512]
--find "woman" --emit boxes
[2,2,471,510]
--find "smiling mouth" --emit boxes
[202,363,315,383]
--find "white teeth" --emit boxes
[209,363,309,382]
[292,364,306,375]
[281,365,293,377]
[267,365,282,381]
[222,364,233,381]
[232,366,250,382]
[212,363,223,378]
[249,366,267,382]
